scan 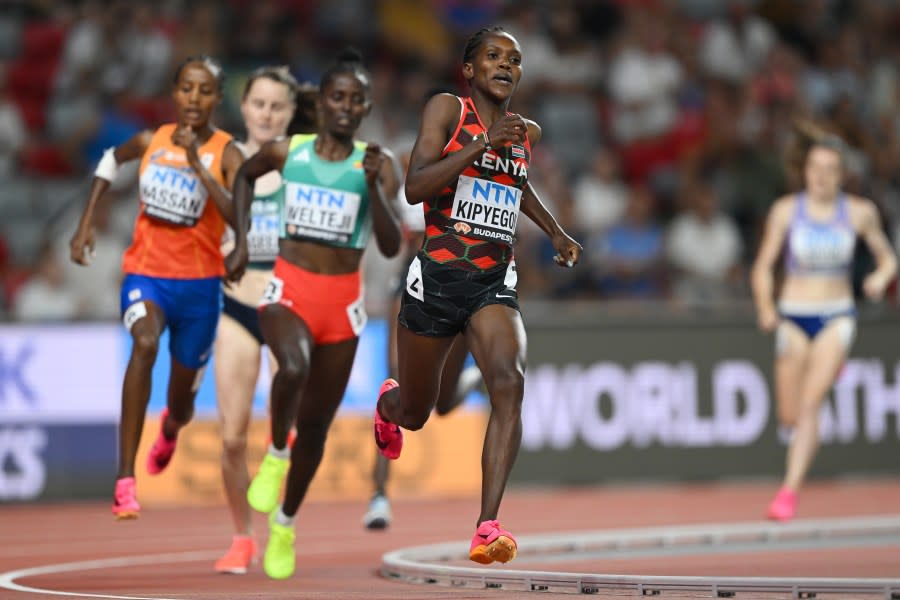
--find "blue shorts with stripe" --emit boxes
[120,274,222,369]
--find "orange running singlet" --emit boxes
[122,124,232,279]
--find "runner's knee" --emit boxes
[168,403,194,427]
[486,368,524,411]
[131,333,159,362]
[777,407,797,428]
[434,400,455,417]
[275,354,308,388]
[796,397,821,422]
[221,431,247,457]
[398,408,430,431]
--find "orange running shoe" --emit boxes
[112,476,140,520]
[373,379,402,460]
[214,535,258,574]
[469,519,517,564]
[146,408,177,475]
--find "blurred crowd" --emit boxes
[0,0,899,322]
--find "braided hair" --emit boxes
[462,26,506,63]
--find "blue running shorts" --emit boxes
[120,274,222,369]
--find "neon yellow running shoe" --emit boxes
[264,511,296,580]
[247,453,289,513]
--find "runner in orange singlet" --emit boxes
[69,55,244,520]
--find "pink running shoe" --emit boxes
[469,519,517,564]
[767,487,796,522]
[373,379,402,460]
[146,408,177,475]
[112,476,140,520]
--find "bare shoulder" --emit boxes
[768,194,796,220]
[118,129,155,162]
[846,194,876,213]
[136,129,155,146]
[223,139,244,159]
[127,129,155,152]
[231,139,251,159]
[846,194,880,227]
[424,93,464,122]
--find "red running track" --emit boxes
[1,478,898,599]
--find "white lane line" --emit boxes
[387,514,900,564]
[512,532,900,564]
[0,550,220,600]
[381,515,900,597]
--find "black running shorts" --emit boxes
[398,252,520,337]
[222,293,265,345]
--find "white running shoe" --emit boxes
[362,493,392,530]
[455,365,484,400]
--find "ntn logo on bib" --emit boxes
[284,182,361,237]
[247,198,281,263]
[139,163,208,227]
[450,175,520,245]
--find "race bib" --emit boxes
[283,182,360,244]
[247,199,280,264]
[139,163,208,226]
[405,255,424,301]
[260,276,284,305]
[790,226,855,270]
[345,295,367,336]
[449,175,521,245]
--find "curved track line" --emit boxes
[382,515,900,598]
[0,550,220,600]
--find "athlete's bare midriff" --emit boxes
[279,239,363,275]
[779,275,853,305]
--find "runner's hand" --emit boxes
[171,125,201,163]
[69,224,96,266]
[485,114,528,148]
[363,143,383,186]
[224,244,249,284]
[757,306,779,332]
[551,232,582,268]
